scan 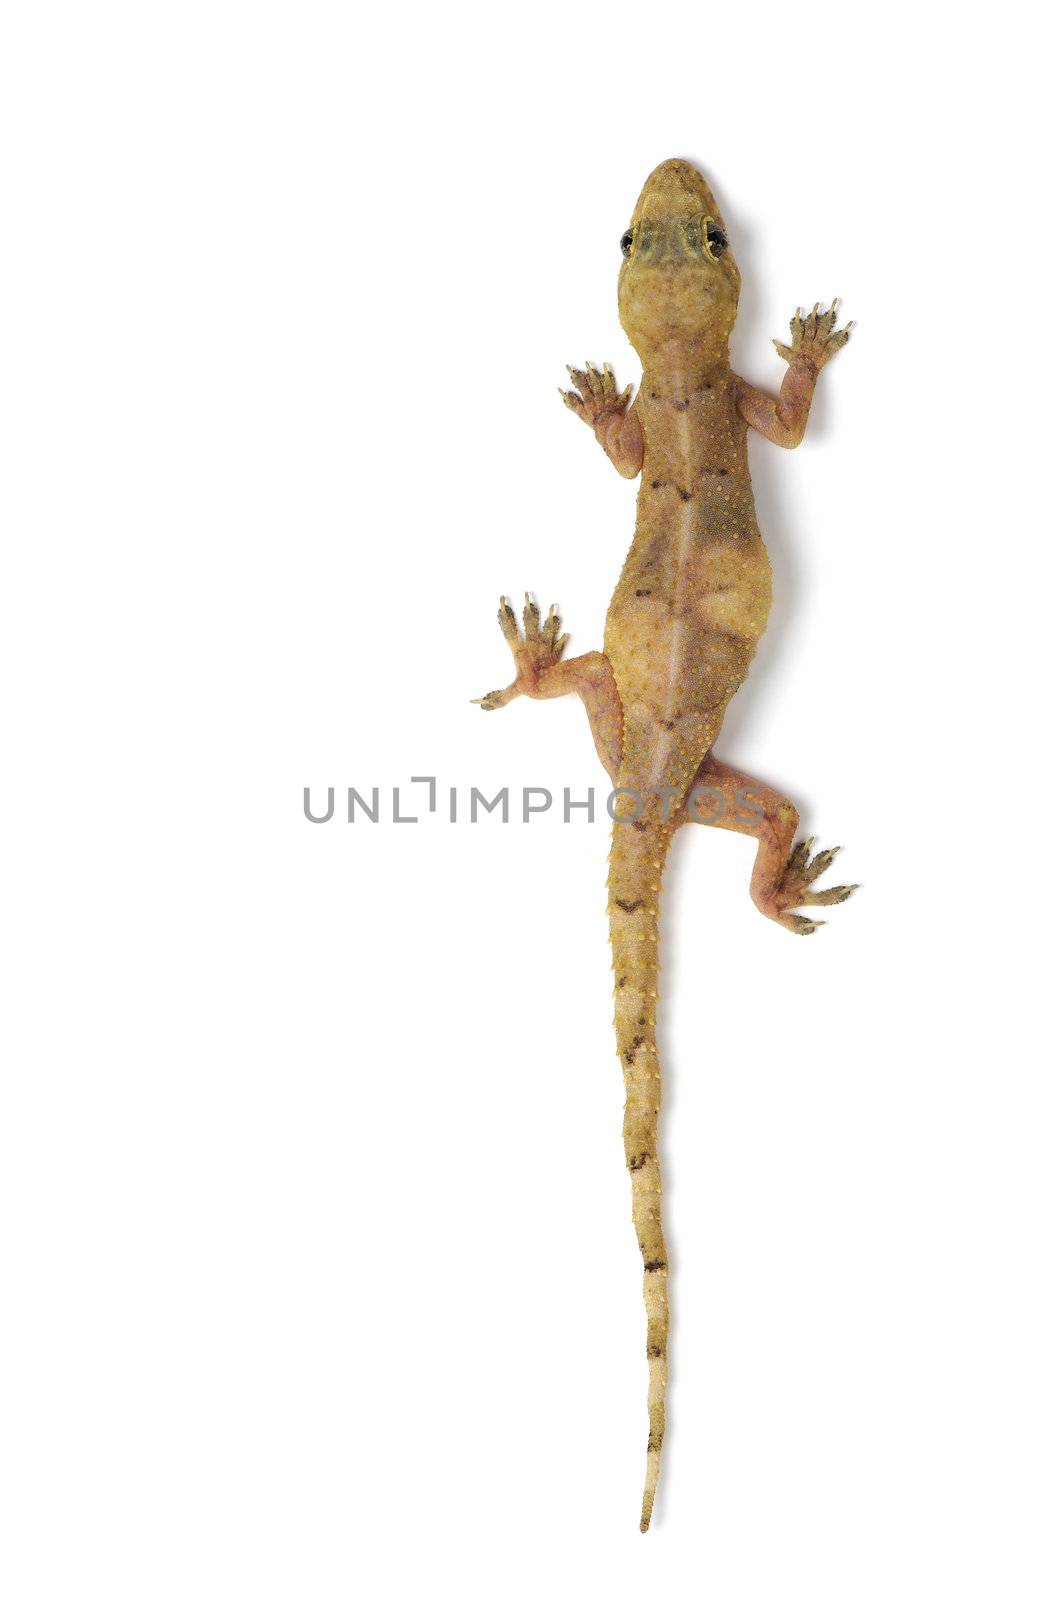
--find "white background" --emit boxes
[1,3,1056,1596]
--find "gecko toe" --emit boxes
[497,597,520,646]
[803,882,859,907]
[803,844,841,883]
[772,839,858,931]
[788,836,815,874]
[473,688,506,710]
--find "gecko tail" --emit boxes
[608,812,674,1533]
[641,1428,662,1532]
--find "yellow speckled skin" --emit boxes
[609,162,771,811]
[477,157,855,1532]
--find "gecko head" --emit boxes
[617,159,740,360]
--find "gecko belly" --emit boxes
[605,529,772,795]
[603,363,774,794]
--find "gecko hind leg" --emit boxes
[474,594,623,782]
[681,753,858,935]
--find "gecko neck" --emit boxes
[637,338,731,397]
[635,338,738,475]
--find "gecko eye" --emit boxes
[703,218,728,259]
[620,229,634,257]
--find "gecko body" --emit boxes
[477,159,856,1531]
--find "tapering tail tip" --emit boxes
[640,1450,661,1531]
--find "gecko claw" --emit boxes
[769,837,859,934]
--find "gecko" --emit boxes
[475,157,856,1532]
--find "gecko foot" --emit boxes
[473,594,570,709]
[766,837,859,935]
[559,361,633,430]
[773,300,852,372]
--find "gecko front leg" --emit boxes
[735,300,851,448]
[474,595,623,782]
[681,753,858,935]
[560,361,644,479]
